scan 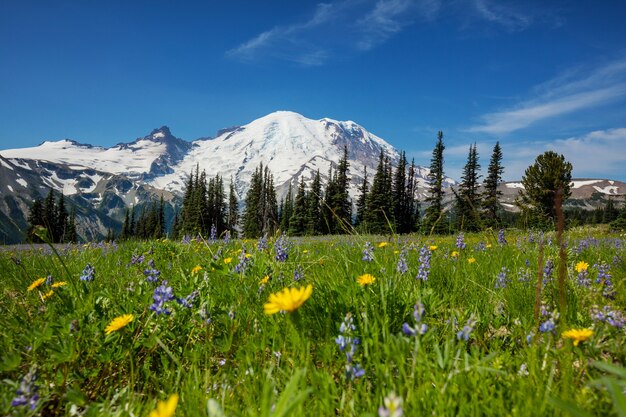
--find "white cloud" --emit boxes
[228,0,549,66]
[468,57,626,135]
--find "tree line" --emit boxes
[27,190,77,243]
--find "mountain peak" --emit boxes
[148,126,173,140]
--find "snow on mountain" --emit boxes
[149,111,444,201]
[1,126,191,179]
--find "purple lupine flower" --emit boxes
[177,290,199,308]
[209,224,217,242]
[79,264,95,281]
[144,267,161,283]
[199,305,212,324]
[456,318,476,341]
[591,305,624,328]
[274,234,289,262]
[234,246,251,274]
[336,313,364,379]
[498,229,507,245]
[396,250,408,274]
[362,241,374,262]
[257,234,268,251]
[416,246,431,281]
[456,233,466,250]
[181,235,192,245]
[595,263,615,299]
[495,267,508,289]
[11,366,39,410]
[150,281,175,315]
[345,363,365,380]
[543,259,554,284]
[223,230,231,244]
[130,254,145,265]
[402,301,427,336]
[293,265,304,281]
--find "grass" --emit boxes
[0,227,625,416]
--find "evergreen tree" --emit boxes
[66,207,78,242]
[289,177,307,235]
[261,166,279,235]
[171,211,181,240]
[306,170,323,235]
[55,193,68,242]
[227,178,239,237]
[482,141,504,227]
[517,150,572,229]
[422,131,447,234]
[602,197,619,223]
[322,165,338,234]
[454,144,482,232]
[407,159,420,232]
[243,164,263,238]
[610,196,626,231]
[354,166,369,229]
[280,185,294,232]
[43,189,57,241]
[121,209,131,240]
[365,151,393,234]
[26,198,45,242]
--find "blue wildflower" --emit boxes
[143,267,161,283]
[11,366,39,410]
[294,265,304,281]
[150,281,175,315]
[362,241,374,262]
[257,234,268,251]
[495,267,508,289]
[456,233,466,250]
[177,290,199,308]
[396,250,408,274]
[402,302,427,336]
[79,264,95,281]
[336,313,364,380]
[274,234,289,262]
[498,229,507,245]
[416,246,431,281]
[456,318,476,341]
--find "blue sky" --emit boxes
[1,0,626,181]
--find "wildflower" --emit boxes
[79,264,95,281]
[402,301,428,337]
[456,233,466,250]
[429,245,438,251]
[293,265,304,281]
[209,224,218,242]
[105,314,134,335]
[562,328,593,346]
[498,229,507,245]
[362,241,374,262]
[274,234,289,262]
[416,246,431,281]
[45,275,53,285]
[27,278,46,292]
[144,267,161,283]
[456,318,476,341]
[149,394,178,417]
[223,230,231,244]
[591,305,625,328]
[41,290,54,301]
[51,281,67,288]
[378,242,389,248]
[357,273,376,286]
[595,263,615,299]
[191,265,203,275]
[263,284,312,314]
[486,244,492,249]
[495,267,508,289]
[177,290,199,309]
[467,257,476,264]
[235,247,252,274]
[518,364,529,376]
[259,275,270,285]
[543,259,554,284]
[257,234,268,251]
[451,251,459,258]
[181,235,192,244]
[575,261,589,273]
[396,250,408,274]
[130,254,145,265]
[11,366,39,410]
[150,281,175,315]
[336,313,365,380]
[378,392,403,417]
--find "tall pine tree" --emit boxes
[482,141,504,227]
[454,143,481,232]
[422,131,447,234]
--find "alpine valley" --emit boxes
[0,111,623,243]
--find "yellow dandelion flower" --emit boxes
[42,290,54,301]
[105,314,134,335]
[357,273,376,286]
[263,285,313,315]
[562,328,593,346]
[378,242,389,248]
[303,250,309,254]
[51,281,67,288]
[468,257,476,264]
[245,253,253,259]
[149,394,178,417]
[191,265,203,275]
[575,261,589,273]
[451,251,459,258]
[224,257,232,264]
[259,275,270,285]
[486,244,492,248]
[27,278,46,292]
[429,245,438,251]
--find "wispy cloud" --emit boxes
[228,0,550,66]
[468,57,626,135]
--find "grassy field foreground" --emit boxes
[1,228,625,416]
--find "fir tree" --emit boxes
[43,189,56,241]
[55,193,68,242]
[407,158,420,232]
[482,141,504,227]
[243,164,263,238]
[289,177,307,235]
[261,166,279,235]
[365,151,393,234]
[422,131,447,234]
[227,178,239,237]
[26,198,45,242]
[306,170,322,235]
[355,166,369,229]
[280,185,294,232]
[66,207,78,242]
[454,143,482,232]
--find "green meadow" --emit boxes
[1,227,625,416]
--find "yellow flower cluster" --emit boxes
[575,261,589,273]
[357,273,376,286]
[105,314,134,335]
[562,328,593,346]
